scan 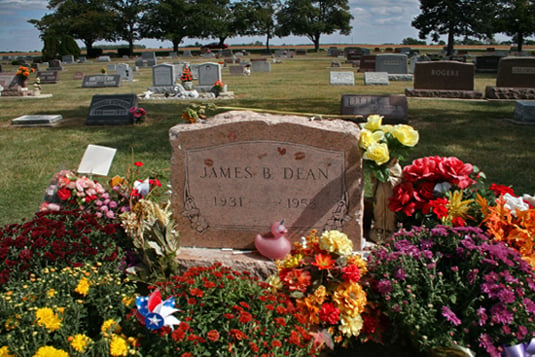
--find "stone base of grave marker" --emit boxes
[405,88,483,99]
[485,86,535,100]
[514,101,535,122]
[169,110,364,250]
[388,74,413,81]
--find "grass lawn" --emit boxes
[0,52,533,226]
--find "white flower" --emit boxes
[522,193,535,207]
[503,193,529,216]
[134,178,151,197]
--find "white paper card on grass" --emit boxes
[77,144,117,176]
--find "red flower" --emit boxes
[134,161,144,167]
[280,268,311,292]
[206,329,220,342]
[342,264,361,282]
[319,302,340,325]
[181,353,192,357]
[389,182,418,216]
[289,330,302,346]
[272,340,282,348]
[402,156,443,183]
[189,288,204,297]
[437,156,474,189]
[489,183,514,197]
[172,327,186,342]
[312,253,335,270]
[423,197,449,219]
[56,188,72,201]
[239,311,253,324]
[229,329,248,341]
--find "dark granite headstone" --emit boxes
[475,56,501,73]
[37,71,59,84]
[413,61,475,90]
[358,55,376,73]
[82,74,121,88]
[0,73,17,88]
[86,94,137,125]
[496,57,535,88]
[340,94,408,123]
[375,54,408,74]
[47,59,63,71]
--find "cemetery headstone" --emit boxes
[475,56,502,73]
[86,94,137,125]
[116,63,133,81]
[107,64,116,72]
[251,61,271,73]
[328,47,340,57]
[514,101,535,123]
[329,71,354,86]
[62,55,75,64]
[229,65,246,75]
[496,57,535,88]
[486,57,535,99]
[405,61,482,99]
[198,62,222,91]
[82,74,122,88]
[340,94,408,123]
[152,63,177,87]
[0,73,17,88]
[47,59,63,71]
[182,50,193,57]
[97,56,112,62]
[364,72,389,85]
[11,114,64,127]
[375,54,408,74]
[358,55,376,72]
[37,71,59,84]
[79,56,88,63]
[169,110,364,249]
[296,49,307,55]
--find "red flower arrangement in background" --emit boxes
[388,156,488,228]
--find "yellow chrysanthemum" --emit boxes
[296,297,320,325]
[35,307,62,332]
[361,114,383,131]
[282,253,303,269]
[46,289,56,298]
[70,334,92,353]
[101,319,121,336]
[75,277,91,296]
[0,346,14,357]
[333,282,367,317]
[312,285,327,305]
[122,295,135,307]
[319,230,353,256]
[391,124,419,147]
[33,346,69,357]
[266,275,283,290]
[338,314,364,337]
[109,335,129,357]
[363,142,390,166]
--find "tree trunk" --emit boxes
[128,39,134,57]
[172,39,180,53]
[446,30,455,56]
[85,40,94,58]
[517,32,524,52]
[265,34,271,53]
[313,34,320,52]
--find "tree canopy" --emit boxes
[493,0,535,52]
[412,0,496,56]
[276,0,353,52]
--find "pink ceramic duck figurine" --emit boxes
[255,220,291,260]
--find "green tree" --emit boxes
[412,0,496,56]
[110,0,150,56]
[34,0,117,57]
[141,0,195,52]
[235,0,281,52]
[275,0,353,52]
[191,0,244,48]
[28,15,80,60]
[494,0,535,52]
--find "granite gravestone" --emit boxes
[73,72,85,80]
[475,56,501,73]
[86,94,137,125]
[11,114,64,127]
[229,65,246,75]
[340,94,408,124]
[0,73,17,88]
[413,61,475,90]
[364,72,389,85]
[358,55,376,72]
[62,55,74,64]
[198,63,222,88]
[514,101,535,123]
[329,71,355,85]
[152,63,177,87]
[82,74,122,88]
[169,110,364,250]
[116,63,133,81]
[496,57,535,88]
[142,52,157,66]
[375,54,408,74]
[37,71,59,84]
[98,56,111,62]
[47,59,63,71]
[251,61,271,73]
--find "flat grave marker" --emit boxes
[86,94,137,125]
[329,71,355,85]
[82,74,121,88]
[364,72,389,85]
[11,114,64,127]
[340,94,408,123]
[37,71,59,84]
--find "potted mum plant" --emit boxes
[211,79,225,97]
[364,225,535,357]
[180,65,193,90]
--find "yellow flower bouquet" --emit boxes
[268,230,369,350]
[358,114,419,183]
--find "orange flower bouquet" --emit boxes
[267,230,369,350]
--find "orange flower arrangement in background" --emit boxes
[15,65,34,80]
[478,194,535,267]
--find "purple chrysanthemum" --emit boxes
[441,305,461,326]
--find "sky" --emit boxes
[0,0,437,53]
